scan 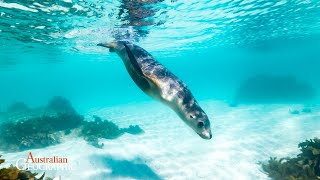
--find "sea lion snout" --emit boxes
[198,130,212,140]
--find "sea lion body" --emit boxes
[98,41,212,139]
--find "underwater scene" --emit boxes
[0,0,320,179]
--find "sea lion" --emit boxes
[98,41,212,139]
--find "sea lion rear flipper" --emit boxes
[97,43,116,53]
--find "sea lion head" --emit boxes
[173,90,212,140]
[182,105,212,140]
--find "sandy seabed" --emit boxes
[2,100,320,180]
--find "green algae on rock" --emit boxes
[261,138,320,180]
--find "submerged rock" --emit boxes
[302,108,312,113]
[289,109,300,115]
[47,96,76,114]
[228,102,238,107]
[261,138,320,180]
[234,74,316,104]
[7,102,29,113]
[289,107,313,115]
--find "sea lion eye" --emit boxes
[197,122,204,128]
[190,115,194,119]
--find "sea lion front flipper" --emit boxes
[123,43,144,76]
[123,43,151,91]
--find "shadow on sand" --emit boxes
[91,155,162,180]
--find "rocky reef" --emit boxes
[0,97,83,152]
[6,102,29,113]
[0,97,144,151]
[288,107,313,115]
[0,113,83,152]
[234,74,316,104]
[46,96,76,114]
[261,138,320,180]
[0,155,49,180]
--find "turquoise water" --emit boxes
[0,0,320,179]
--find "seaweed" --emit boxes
[261,138,320,180]
[84,136,105,149]
[0,165,45,180]
[79,116,123,148]
[0,155,47,180]
[122,125,144,135]
[78,116,144,148]
[0,118,60,152]
[0,156,4,165]
[43,113,83,132]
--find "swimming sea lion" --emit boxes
[98,41,212,139]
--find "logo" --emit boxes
[16,152,75,171]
